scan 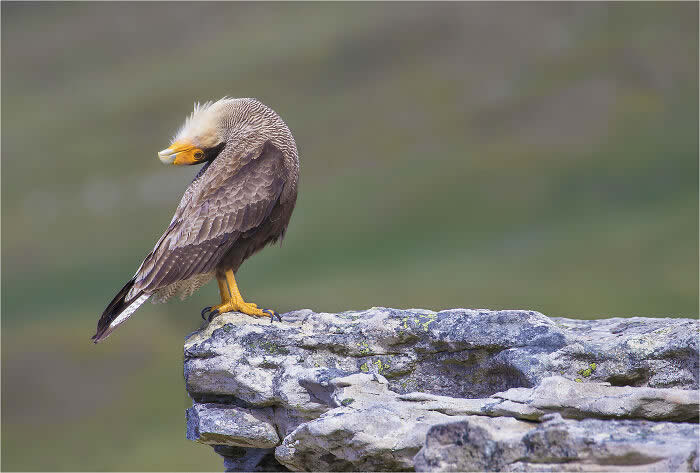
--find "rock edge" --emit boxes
[183,307,699,472]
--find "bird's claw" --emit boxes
[202,304,280,323]
[264,309,282,323]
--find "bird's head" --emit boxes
[158,99,230,165]
[158,97,294,167]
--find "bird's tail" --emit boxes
[92,279,150,343]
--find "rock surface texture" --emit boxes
[183,308,699,472]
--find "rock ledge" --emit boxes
[183,307,699,472]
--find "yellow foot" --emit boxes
[201,300,280,322]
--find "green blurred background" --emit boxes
[2,2,697,471]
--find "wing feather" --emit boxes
[131,140,286,294]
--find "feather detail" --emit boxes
[92,280,150,343]
[150,272,214,304]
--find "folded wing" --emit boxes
[92,140,286,342]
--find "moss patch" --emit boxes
[358,358,391,374]
[373,358,391,374]
[577,362,598,378]
[250,340,291,355]
[401,313,438,332]
[357,341,371,355]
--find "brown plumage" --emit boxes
[93,98,299,342]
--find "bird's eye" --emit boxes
[194,151,204,160]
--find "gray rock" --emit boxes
[414,414,700,472]
[274,373,699,471]
[213,446,289,472]
[492,375,699,422]
[413,416,533,472]
[551,317,699,389]
[186,403,279,448]
[183,307,699,471]
[275,373,466,471]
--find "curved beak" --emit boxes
[158,147,178,164]
[158,141,203,165]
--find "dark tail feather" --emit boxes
[92,279,147,343]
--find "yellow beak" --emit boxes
[158,141,204,165]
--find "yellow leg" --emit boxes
[202,269,279,321]
[217,277,230,303]
[224,269,246,302]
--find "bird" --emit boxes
[92,97,299,343]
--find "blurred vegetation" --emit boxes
[2,2,697,471]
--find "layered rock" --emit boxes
[414,414,699,472]
[183,307,699,471]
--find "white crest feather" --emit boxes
[171,96,233,146]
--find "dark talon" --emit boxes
[201,306,212,320]
[208,309,220,322]
[264,309,281,323]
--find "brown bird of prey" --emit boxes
[92,98,299,342]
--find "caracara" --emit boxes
[92,98,299,342]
